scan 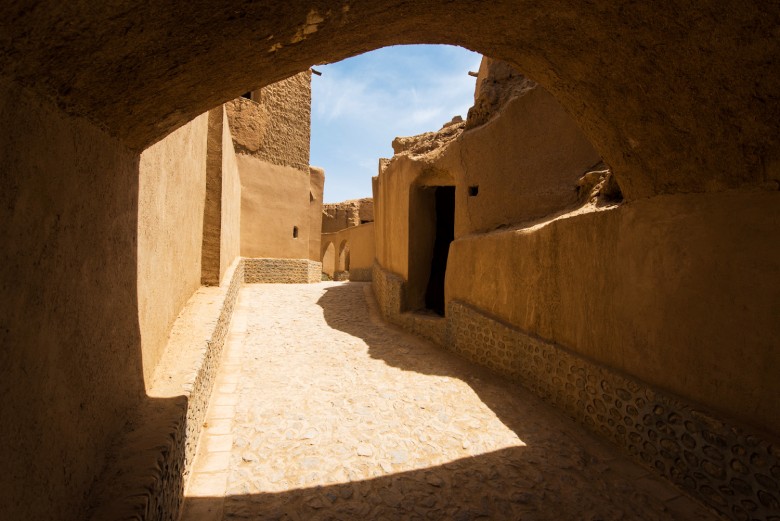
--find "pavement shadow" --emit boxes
[177,282,717,521]
[315,282,569,439]
[182,442,688,520]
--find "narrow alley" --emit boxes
[180,282,719,521]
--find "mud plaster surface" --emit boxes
[182,282,719,520]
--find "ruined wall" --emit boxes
[224,97,266,157]
[239,155,311,260]
[322,198,374,233]
[444,86,601,236]
[227,72,311,171]
[138,111,209,386]
[466,57,536,130]
[251,72,311,171]
[0,81,145,521]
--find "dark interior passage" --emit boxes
[425,186,455,315]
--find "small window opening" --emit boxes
[293,226,299,238]
[468,185,479,196]
[241,92,252,100]
[360,220,371,225]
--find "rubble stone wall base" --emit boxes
[348,267,372,282]
[371,261,779,521]
[89,260,244,521]
[244,258,321,284]
[370,262,446,346]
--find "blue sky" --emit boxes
[311,45,482,203]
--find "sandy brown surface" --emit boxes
[181,282,719,520]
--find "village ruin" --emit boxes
[1,3,779,521]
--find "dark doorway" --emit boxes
[425,186,455,315]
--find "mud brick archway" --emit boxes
[1,2,780,520]
[1,1,778,200]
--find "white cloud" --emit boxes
[311,45,482,202]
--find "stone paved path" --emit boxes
[181,282,720,521]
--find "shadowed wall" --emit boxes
[0,2,779,519]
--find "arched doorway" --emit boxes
[336,239,350,281]
[321,241,336,279]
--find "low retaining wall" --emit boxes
[89,259,244,521]
[372,261,780,521]
[244,258,321,283]
[348,266,372,282]
[88,256,325,521]
[371,262,446,346]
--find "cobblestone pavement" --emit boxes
[181,282,721,521]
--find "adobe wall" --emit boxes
[321,222,375,281]
[0,81,145,521]
[445,191,780,436]
[228,72,321,268]
[219,111,241,281]
[138,112,209,383]
[213,106,242,284]
[202,108,227,285]
[371,59,780,518]
[238,155,312,260]
[373,73,601,309]
[443,86,602,236]
[372,156,419,283]
[346,223,375,281]
[373,188,780,517]
[90,260,244,521]
[0,77,248,519]
[441,295,779,520]
[308,167,325,262]
[84,95,303,519]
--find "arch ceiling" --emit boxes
[1,1,778,199]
